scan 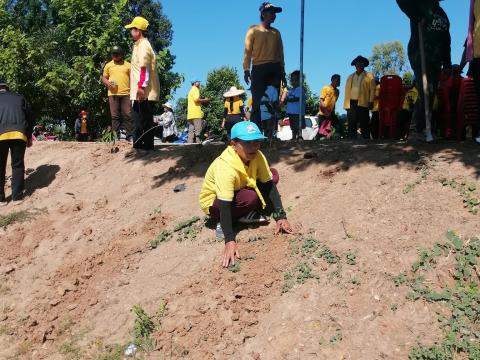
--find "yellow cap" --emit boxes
[125,17,149,31]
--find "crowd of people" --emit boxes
[1,1,478,267]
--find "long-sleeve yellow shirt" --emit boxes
[343,71,376,109]
[243,25,284,71]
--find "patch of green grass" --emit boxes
[173,216,202,242]
[318,246,340,264]
[296,263,314,284]
[393,272,407,287]
[395,231,480,359]
[282,271,294,293]
[330,328,343,344]
[132,305,155,352]
[301,237,319,257]
[0,208,47,229]
[59,340,82,360]
[227,261,241,273]
[438,177,480,215]
[345,252,357,265]
[149,231,171,249]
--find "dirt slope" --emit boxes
[0,140,479,359]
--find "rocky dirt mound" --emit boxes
[0,140,479,359]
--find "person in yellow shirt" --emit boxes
[187,79,210,143]
[221,86,245,138]
[397,81,418,140]
[318,74,341,138]
[199,121,293,268]
[0,79,34,205]
[243,2,285,129]
[343,55,376,139]
[101,46,133,142]
[75,110,90,142]
[370,78,381,139]
[125,16,160,151]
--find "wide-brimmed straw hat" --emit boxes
[351,55,370,67]
[163,102,173,110]
[223,86,245,98]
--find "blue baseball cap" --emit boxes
[231,121,266,141]
[191,78,201,84]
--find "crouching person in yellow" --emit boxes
[199,122,293,268]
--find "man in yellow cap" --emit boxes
[125,16,160,151]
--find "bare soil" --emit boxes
[0,140,479,359]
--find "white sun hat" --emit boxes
[223,86,245,98]
[162,102,173,110]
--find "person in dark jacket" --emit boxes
[0,79,34,205]
[397,0,452,139]
[74,110,90,141]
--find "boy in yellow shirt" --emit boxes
[187,79,209,143]
[199,121,293,268]
[318,74,341,138]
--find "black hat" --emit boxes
[351,55,370,67]
[111,46,123,55]
[259,2,282,13]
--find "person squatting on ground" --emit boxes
[285,70,306,141]
[460,0,480,143]
[222,86,246,139]
[397,0,451,140]
[154,102,178,143]
[187,79,209,143]
[74,110,90,141]
[244,2,285,130]
[260,74,280,140]
[344,55,376,140]
[318,74,341,139]
[125,16,160,151]
[199,121,293,268]
[101,46,133,141]
[0,79,34,205]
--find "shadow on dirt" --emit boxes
[123,140,480,189]
[26,164,61,196]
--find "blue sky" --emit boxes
[163,0,468,113]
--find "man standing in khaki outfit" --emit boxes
[125,16,160,150]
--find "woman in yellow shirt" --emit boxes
[199,121,293,268]
[221,87,245,137]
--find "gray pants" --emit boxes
[188,118,204,143]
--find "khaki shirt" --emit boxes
[130,38,160,101]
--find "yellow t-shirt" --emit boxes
[402,87,418,111]
[0,131,27,142]
[130,38,160,101]
[319,85,338,116]
[199,146,272,214]
[224,97,244,115]
[103,60,131,96]
[373,84,381,112]
[243,25,284,71]
[187,86,203,120]
[474,0,480,58]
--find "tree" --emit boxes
[201,66,243,135]
[0,0,182,135]
[174,97,188,132]
[369,41,407,79]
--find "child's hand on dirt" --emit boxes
[275,219,294,235]
[222,241,240,268]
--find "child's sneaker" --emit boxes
[238,211,269,224]
[215,222,224,240]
